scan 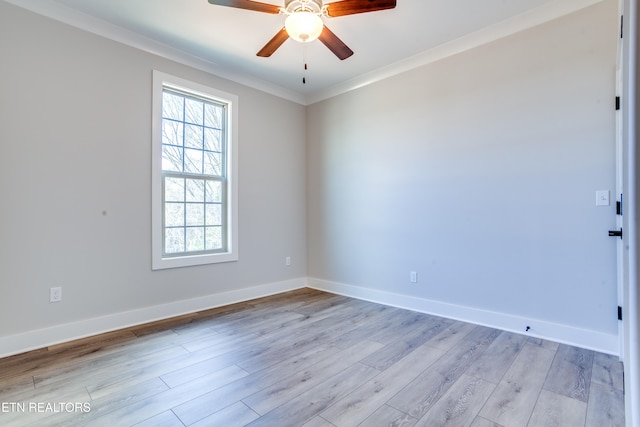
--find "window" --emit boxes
[152,71,238,269]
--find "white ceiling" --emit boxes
[6,0,603,104]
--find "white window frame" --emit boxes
[152,70,238,270]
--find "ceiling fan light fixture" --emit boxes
[285,12,323,42]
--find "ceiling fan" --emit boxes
[207,0,397,60]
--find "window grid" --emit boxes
[161,87,228,257]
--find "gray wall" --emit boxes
[0,0,621,356]
[0,2,307,341]
[307,0,619,339]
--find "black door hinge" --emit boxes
[618,306,623,321]
[609,229,623,239]
[618,194,623,215]
[616,96,621,111]
[621,15,624,38]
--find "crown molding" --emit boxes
[304,0,606,105]
[5,0,605,106]
[3,0,307,105]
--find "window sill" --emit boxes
[152,251,238,270]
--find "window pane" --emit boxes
[205,180,222,203]
[156,78,234,264]
[204,152,222,176]
[185,124,203,149]
[165,228,185,254]
[186,179,204,202]
[162,119,183,147]
[204,128,222,152]
[205,104,223,129]
[186,227,205,252]
[206,203,222,226]
[165,203,184,227]
[163,92,183,121]
[206,226,222,250]
[165,177,184,202]
[185,98,203,125]
[162,145,183,172]
[186,203,204,226]
[184,148,203,174]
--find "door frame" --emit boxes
[620,1,638,426]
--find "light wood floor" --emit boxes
[0,289,625,427]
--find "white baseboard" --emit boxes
[1,276,619,358]
[308,277,620,356]
[0,278,306,358]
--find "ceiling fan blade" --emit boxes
[325,0,396,17]
[318,26,354,60]
[257,28,290,57]
[207,0,281,14]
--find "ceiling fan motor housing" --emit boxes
[207,0,394,59]
[284,0,324,14]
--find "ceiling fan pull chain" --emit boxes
[302,43,308,84]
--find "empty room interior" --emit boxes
[0,0,638,426]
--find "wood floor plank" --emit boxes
[585,382,625,427]
[84,347,200,400]
[0,347,50,375]
[426,320,478,352]
[366,310,435,345]
[320,341,447,427]
[329,305,400,350]
[360,317,449,371]
[78,363,248,427]
[292,294,353,317]
[33,334,186,389]
[178,326,258,353]
[2,377,91,408]
[302,416,339,427]
[470,416,505,427]
[543,344,594,403]
[190,402,259,427]
[387,326,500,420]
[465,331,526,383]
[0,383,92,427]
[188,301,256,325]
[478,342,557,427]
[131,410,185,427]
[200,307,307,340]
[591,352,624,391]
[170,374,269,426]
[159,353,240,388]
[527,389,587,427]
[234,311,368,374]
[358,404,418,427]
[245,362,380,427]
[0,329,143,386]
[165,324,221,348]
[0,375,34,399]
[0,289,625,427]
[527,337,560,352]
[36,378,170,427]
[129,313,200,337]
[171,344,339,425]
[414,374,496,427]
[242,340,383,416]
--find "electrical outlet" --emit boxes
[410,271,418,283]
[285,256,291,266]
[50,287,62,303]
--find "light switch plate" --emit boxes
[596,190,610,206]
